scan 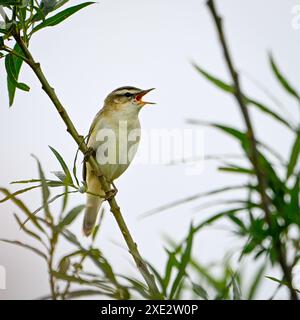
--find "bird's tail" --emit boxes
[83,194,103,237]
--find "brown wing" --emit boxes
[82,108,104,182]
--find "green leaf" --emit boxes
[92,208,105,242]
[163,249,180,294]
[247,264,266,300]
[265,276,300,292]
[0,239,47,260]
[49,146,73,185]
[192,282,208,300]
[121,276,150,299]
[13,213,43,243]
[87,248,118,285]
[32,2,95,34]
[51,270,111,289]
[231,274,242,300]
[0,187,44,232]
[57,256,70,274]
[64,289,113,299]
[246,98,293,130]
[193,63,234,93]
[219,164,254,175]
[33,155,51,220]
[62,229,81,246]
[169,224,195,299]
[27,190,78,221]
[58,204,85,230]
[11,178,70,188]
[190,259,223,291]
[269,54,300,102]
[193,64,293,130]
[286,176,300,225]
[0,0,24,6]
[141,184,246,218]
[0,185,41,203]
[286,131,300,180]
[195,207,250,233]
[5,44,28,106]
[145,262,165,293]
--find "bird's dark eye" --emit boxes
[124,92,132,97]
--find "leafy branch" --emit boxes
[0,0,160,298]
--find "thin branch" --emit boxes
[206,0,297,300]
[1,45,31,64]
[11,30,161,298]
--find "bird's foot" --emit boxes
[84,147,96,162]
[105,188,117,201]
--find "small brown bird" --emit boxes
[83,86,155,236]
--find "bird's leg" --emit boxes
[104,181,118,201]
[84,147,96,162]
[111,181,118,194]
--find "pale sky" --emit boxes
[0,0,300,299]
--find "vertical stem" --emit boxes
[207,0,297,300]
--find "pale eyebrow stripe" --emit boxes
[112,86,141,95]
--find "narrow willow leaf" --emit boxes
[92,208,105,242]
[190,259,222,290]
[57,256,70,274]
[231,274,242,300]
[49,146,73,185]
[5,44,27,106]
[286,176,300,225]
[26,190,78,222]
[192,282,208,300]
[194,207,248,232]
[64,289,114,299]
[219,164,254,175]
[0,185,41,203]
[193,64,293,130]
[269,54,300,102]
[146,262,164,293]
[286,131,300,180]
[193,63,234,93]
[163,248,180,294]
[141,184,246,218]
[246,98,293,130]
[120,276,150,299]
[14,213,43,243]
[0,0,24,6]
[87,249,118,285]
[0,187,44,232]
[247,264,266,300]
[169,224,194,299]
[58,204,85,230]
[33,155,51,220]
[11,178,66,187]
[52,171,67,182]
[0,239,47,260]
[265,276,296,290]
[51,271,109,287]
[32,2,95,34]
[62,230,81,246]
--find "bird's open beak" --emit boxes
[135,88,156,105]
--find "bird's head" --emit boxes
[104,86,155,111]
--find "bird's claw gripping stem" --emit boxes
[84,147,96,162]
[105,181,118,201]
[105,188,118,201]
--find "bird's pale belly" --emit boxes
[94,122,141,181]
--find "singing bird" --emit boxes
[82,86,155,236]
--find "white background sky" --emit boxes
[0,0,300,299]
